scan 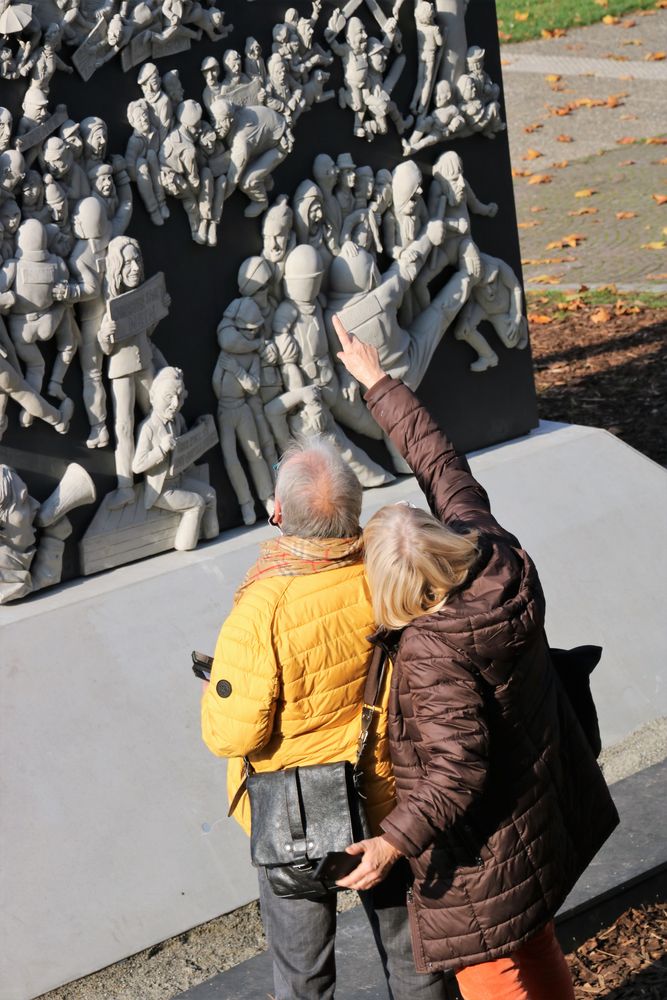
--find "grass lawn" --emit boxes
[495,0,663,42]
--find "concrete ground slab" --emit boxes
[3,422,666,1000]
[177,759,667,1000]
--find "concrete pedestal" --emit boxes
[1,421,665,1000]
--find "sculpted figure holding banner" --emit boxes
[132,366,219,550]
[98,235,170,507]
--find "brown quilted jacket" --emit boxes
[366,377,619,973]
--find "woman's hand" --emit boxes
[332,315,386,390]
[335,836,403,891]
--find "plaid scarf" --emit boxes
[235,533,364,602]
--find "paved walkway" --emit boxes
[501,10,667,290]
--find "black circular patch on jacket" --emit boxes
[216,679,232,698]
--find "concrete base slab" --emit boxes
[2,422,665,1000]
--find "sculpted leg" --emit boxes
[154,487,205,551]
[79,317,108,447]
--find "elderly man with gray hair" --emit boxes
[201,437,447,1000]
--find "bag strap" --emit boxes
[355,643,387,771]
[284,769,309,863]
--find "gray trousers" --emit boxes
[258,862,451,1000]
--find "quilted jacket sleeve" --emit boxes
[201,586,281,759]
[365,376,504,536]
[380,630,489,857]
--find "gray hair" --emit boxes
[276,436,361,538]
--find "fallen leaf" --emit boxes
[545,74,561,83]
[620,159,637,165]
[591,307,612,324]
[622,19,637,27]
[514,10,529,20]
[603,52,630,60]
[659,157,667,164]
[641,241,666,249]
[528,173,553,185]
[530,205,547,213]
[499,30,513,41]
[575,188,597,198]
[616,211,637,219]
[593,0,608,6]
[541,27,567,38]
[602,14,620,23]
[647,137,667,144]
[527,313,553,324]
[598,284,618,293]
[524,122,543,133]
[560,297,587,311]
[656,0,667,8]
[518,220,541,228]
[532,274,563,284]
[557,134,574,142]
[645,51,666,60]
[568,207,599,216]
[620,114,639,120]
[653,194,667,205]
[551,160,570,169]
[616,136,637,144]
[621,38,642,45]
[646,271,667,279]
[546,233,586,249]
[512,168,533,177]
[522,256,576,265]
[618,73,635,80]
[501,58,511,66]
[614,299,642,314]
[523,148,543,160]
[606,94,625,108]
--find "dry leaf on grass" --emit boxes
[523,148,543,160]
[532,275,563,284]
[575,189,597,198]
[591,307,612,324]
[622,18,637,27]
[518,221,541,228]
[541,28,567,38]
[653,194,667,205]
[512,168,533,178]
[568,208,599,216]
[593,0,608,6]
[522,256,576,265]
[545,74,561,83]
[647,137,667,145]
[647,271,667,279]
[527,313,553,324]
[616,211,637,219]
[642,241,666,249]
[551,161,570,169]
[557,134,574,142]
[603,52,630,60]
[620,159,636,165]
[528,174,553,185]
[602,14,620,23]
[514,10,529,21]
[530,205,547,213]
[616,136,637,144]
[524,122,543,133]
[645,51,666,60]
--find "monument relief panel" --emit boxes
[0,0,537,599]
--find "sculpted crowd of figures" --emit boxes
[0,0,523,603]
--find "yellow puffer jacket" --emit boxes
[201,564,395,835]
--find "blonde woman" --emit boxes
[331,317,618,1000]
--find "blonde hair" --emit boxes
[363,503,480,629]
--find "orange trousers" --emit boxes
[455,922,575,1000]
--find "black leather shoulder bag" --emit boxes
[245,644,387,900]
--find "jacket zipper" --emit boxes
[406,887,433,971]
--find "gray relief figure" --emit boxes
[210,97,293,219]
[452,252,528,372]
[67,195,113,448]
[2,218,77,419]
[0,302,73,441]
[0,461,95,604]
[212,296,275,526]
[410,1,443,116]
[281,244,393,488]
[132,366,219,550]
[98,235,170,508]
[260,195,296,303]
[126,98,169,225]
[456,45,505,139]
[159,98,218,245]
[402,80,465,155]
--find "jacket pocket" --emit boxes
[406,887,431,973]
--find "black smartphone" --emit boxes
[192,650,214,682]
[312,851,361,883]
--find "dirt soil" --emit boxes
[528,298,667,466]
[567,901,666,998]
